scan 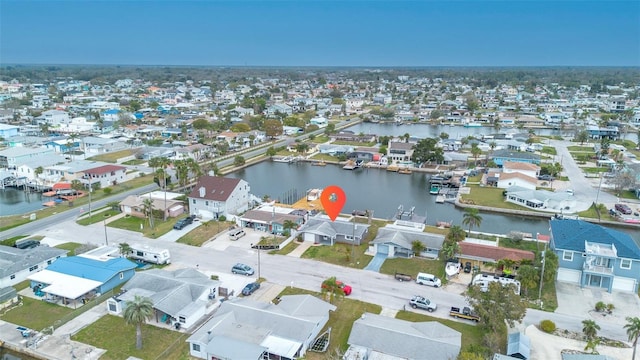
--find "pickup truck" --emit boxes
[409,295,437,312]
[449,306,480,322]
[394,272,412,282]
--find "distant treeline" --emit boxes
[1,64,639,89]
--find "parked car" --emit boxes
[321,279,352,296]
[409,295,437,312]
[416,273,441,288]
[463,262,472,273]
[537,174,554,181]
[242,282,261,296]
[615,203,632,215]
[173,216,194,230]
[231,263,255,276]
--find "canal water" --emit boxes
[0,188,45,217]
[229,161,551,236]
[0,348,40,360]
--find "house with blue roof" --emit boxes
[550,219,640,293]
[27,253,136,307]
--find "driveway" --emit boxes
[363,253,387,272]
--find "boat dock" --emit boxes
[343,159,364,170]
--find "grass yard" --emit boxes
[55,242,84,255]
[541,146,557,155]
[276,287,382,359]
[301,242,373,269]
[122,159,145,165]
[580,167,610,174]
[614,189,640,200]
[577,203,617,221]
[567,146,594,152]
[270,240,300,255]
[309,135,330,143]
[87,149,136,163]
[311,153,340,162]
[331,140,376,147]
[76,209,122,225]
[0,297,74,331]
[176,220,236,246]
[380,257,446,280]
[72,315,190,360]
[499,238,541,252]
[396,310,484,352]
[459,185,528,211]
[108,215,175,239]
[0,235,29,247]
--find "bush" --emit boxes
[218,215,227,222]
[210,275,219,280]
[595,301,606,312]
[540,319,556,333]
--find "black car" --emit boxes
[463,262,472,273]
[242,282,260,296]
[173,216,194,230]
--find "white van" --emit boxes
[416,273,442,288]
[229,228,246,241]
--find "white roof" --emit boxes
[260,335,300,359]
[28,269,101,299]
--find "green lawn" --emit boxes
[380,257,446,280]
[72,315,189,360]
[331,140,376,147]
[498,238,541,252]
[580,167,610,174]
[87,149,136,163]
[76,209,122,225]
[0,235,29,247]
[541,146,557,155]
[309,135,329,143]
[0,297,74,331]
[310,153,340,162]
[270,240,300,255]
[176,221,236,246]
[122,159,145,165]
[396,310,485,352]
[567,146,594,152]
[276,287,382,359]
[54,242,84,255]
[459,185,529,211]
[614,189,640,200]
[301,242,373,269]
[108,215,176,239]
[577,203,617,221]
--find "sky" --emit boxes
[1,0,639,67]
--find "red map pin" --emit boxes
[320,185,346,221]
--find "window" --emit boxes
[108,302,117,312]
[10,274,15,280]
[205,201,209,206]
[47,260,52,265]
[563,251,573,261]
[192,199,196,204]
[119,272,124,279]
[620,259,632,270]
[29,265,39,272]
[192,344,201,352]
[179,316,186,323]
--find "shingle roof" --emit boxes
[188,176,242,201]
[83,164,126,175]
[0,245,67,278]
[459,242,535,262]
[550,219,640,259]
[503,161,540,171]
[371,228,444,251]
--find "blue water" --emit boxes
[0,188,45,216]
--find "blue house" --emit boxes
[27,254,136,307]
[491,149,541,167]
[550,219,640,293]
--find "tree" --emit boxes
[321,276,345,304]
[466,281,527,334]
[230,123,251,133]
[264,119,283,139]
[123,295,154,350]
[515,264,539,297]
[600,137,610,158]
[624,316,640,360]
[440,240,460,261]
[411,240,425,256]
[324,123,336,135]
[282,220,298,235]
[439,132,449,140]
[34,166,44,188]
[462,208,482,235]
[445,225,466,243]
[142,197,155,229]
[575,129,589,145]
[411,138,444,165]
[119,242,132,257]
[582,319,601,340]
[234,155,245,166]
[295,143,309,155]
[470,143,482,165]
[266,146,277,157]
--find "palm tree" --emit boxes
[439,241,460,261]
[582,319,600,340]
[411,240,425,256]
[624,316,640,360]
[515,264,539,297]
[123,295,154,350]
[282,220,298,235]
[445,225,466,243]
[34,166,44,189]
[470,143,482,165]
[119,242,132,257]
[142,198,155,229]
[462,208,482,235]
[321,276,345,304]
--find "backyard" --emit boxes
[107,214,179,239]
[0,297,74,331]
[176,220,237,246]
[459,185,533,211]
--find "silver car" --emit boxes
[231,263,254,276]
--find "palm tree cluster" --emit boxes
[440,225,466,261]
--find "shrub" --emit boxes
[606,303,615,313]
[595,301,606,312]
[210,275,219,280]
[218,215,227,222]
[540,319,556,333]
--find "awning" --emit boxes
[261,335,301,359]
[28,270,101,300]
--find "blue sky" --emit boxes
[1,1,639,66]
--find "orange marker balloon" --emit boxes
[320,185,346,221]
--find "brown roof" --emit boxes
[389,142,414,150]
[84,164,126,175]
[459,242,535,262]
[188,176,242,201]
[499,172,537,184]
[242,209,302,224]
[503,161,540,171]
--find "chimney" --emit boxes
[199,187,205,198]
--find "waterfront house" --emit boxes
[458,241,535,276]
[81,164,127,188]
[550,219,640,293]
[497,173,538,191]
[344,312,461,360]
[369,227,444,259]
[187,295,335,360]
[0,147,55,170]
[505,186,574,211]
[0,245,67,288]
[188,176,250,220]
[491,149,541,167]
[239,206,304,234]
[27,253,136,307]
[502,161,540,179]
[107,268,219,330]
[298,217,369,246]
[387,142,415,165]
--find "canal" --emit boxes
[228,161,552,236]
[0,188,44,217]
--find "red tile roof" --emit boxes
[459,242,535,262]
[52,182,71,190]
[84,165,126,175]
[188,176,242,201]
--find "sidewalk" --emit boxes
[287,241,313,257]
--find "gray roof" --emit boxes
[47,160,112,173]
[561,355,617,360]
[347,313,461,360]
[121,268,218,317]
[0,147,53,158]
[0,245,68,278]
[188,295,335,357]
[0,286,18,302]
[18,154,67,168]
[507,332,530,359]
[371,227,444,251]
[301,217,369,239]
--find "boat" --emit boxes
[464,122,482,128]
[398,168,412,174]
[306,189,322,201]
[311,160,327,166]
[445,262,461,277]
[386,164,399,172]
[429,184,441,195]
[436,221,452,228]
[272,156,294,163]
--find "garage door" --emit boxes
[612,277,637,292]
[377,244,389,256]
[557,268,581,283]
[304,233,315,243]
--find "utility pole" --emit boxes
[351,218,357,265]
[104,219,109,246]
[538,240,547,308]
[88,184,92,218]
[595,172,604,220]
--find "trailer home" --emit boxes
[129,245,171,265]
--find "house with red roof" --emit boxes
[458,241,535,274]
[81,164,127,189]
[187,176,250,220]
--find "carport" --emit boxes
[28,270,101,308]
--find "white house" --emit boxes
[0,245,67,288]
[187,176,250,220]
[497,172,538,190]
[502,161,540,179]
[40,110,71,125]
[81,164,128,188]
[309,116,328,128]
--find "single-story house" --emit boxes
[458,241,535,272]
[369,227,444,259]
[119,194,185,219]
[27,252,136,307]
[0,245,67,288]
[502,161,540,179]
[187,295,335,360]
[344,312,461,360]
[505,186,574,211]
[298,217,369,245]
[497,173,538,190]
[491,149,541,167]
[107,268,219,330]
[239,206,304,234]
[550,219,640,293]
